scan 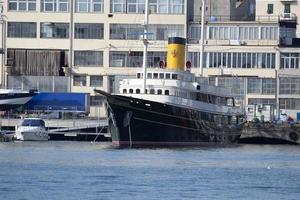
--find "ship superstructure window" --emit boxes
[147,73,152,79]
[8,22,36,38]
[90,75,103,87]
[110,0,184,14]
[165,90,169,95]
[166,73,170,79]
[109,51,166,68]
[110,24,184,41]
[123,89,127,93]
[157,89,162,95]
[74,51,103,66]
[75,23,104,39]
[129,89,134,93]
[153,73,158,79]
[8,0,36,11]
[150,89,155,94]
[136,89,140,94]
[172,74,178,80]
[41,0,69,12]
[280,53,300,69]
[40,22,69,38]
[159,73,164,79]
[75,0,104,12]
[73,75,87,86]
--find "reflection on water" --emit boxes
[0,142,300,200]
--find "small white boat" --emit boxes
[14,118,49,141]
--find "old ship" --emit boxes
[95,37,245,148]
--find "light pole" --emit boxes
[0,2,6,89]
[69,0,74,92]
[199,0,206,77]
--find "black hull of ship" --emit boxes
[96,90,243,148]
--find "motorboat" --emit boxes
[14,118,49,141]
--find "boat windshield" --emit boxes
[21,119,45,127]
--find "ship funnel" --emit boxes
[167,37,186,71]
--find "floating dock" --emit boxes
[239,122,300,145]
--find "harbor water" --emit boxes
[0,142,300,200]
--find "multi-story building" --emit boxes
[0,0,299,120]
[188,0,300,120]
[0,0,187,116]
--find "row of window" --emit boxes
[248,98,300,110]
[8,0,102,12]
[188,52,276,69]
[8,22,104,39]
[6,48,300,69]
[189,26,279,42]
[73,75,103,86]
[8,0,184,14]
[7,22,183,40]
[110,24,184,41]
[110,0,184,14]
[109,51,166,68]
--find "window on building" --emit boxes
[248,98,276,106]
[74,51,103,66]
[75,0,104,12]
[73,75,87,86]
[262,79,276,94]
[280,53,300,69]
[8,0,36,11]
[41,0,69,12]
[110,0,126,13]
[110,24,184,41]
[284,4,291,14]
[109,51,166,68]
[90,75,103,87]
[280,98,300,110]
[267,4,273,14]
[110,0,184,14]
[8,22,36,38]
[280,78,300,95]
[247,78,262,94]
[75,23,104,39]
[40,23,69,38]
[90,95,104,106]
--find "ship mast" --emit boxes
[142,0,149,94]
[199,0,206,76]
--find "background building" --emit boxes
[0,0,299,120]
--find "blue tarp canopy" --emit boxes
[24,92,89,112]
